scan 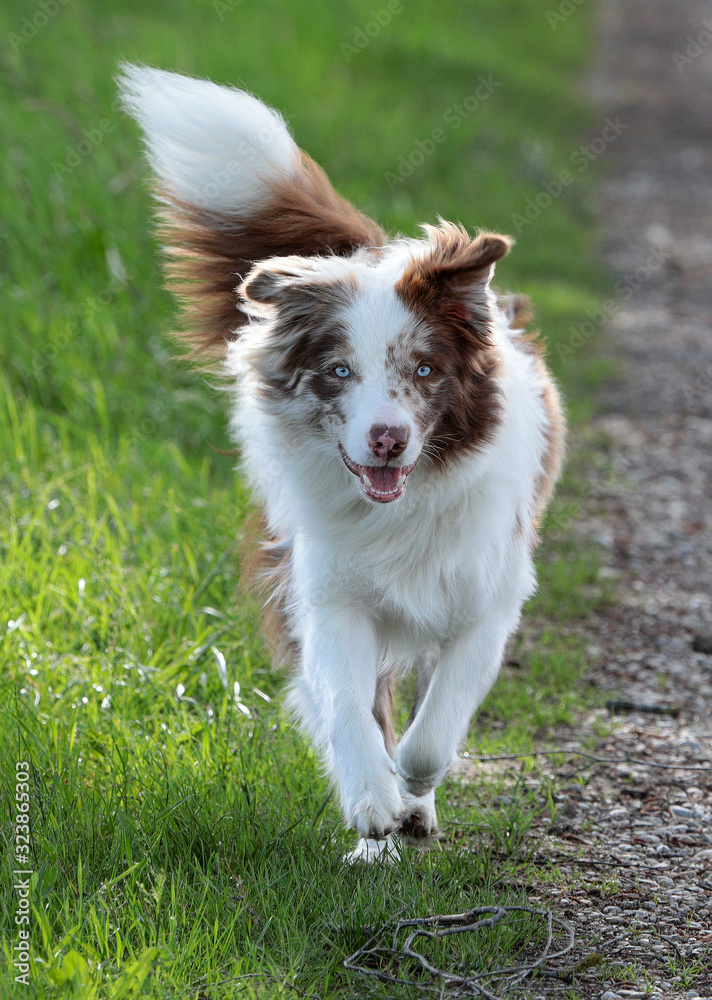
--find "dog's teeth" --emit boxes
[359,470,407,498]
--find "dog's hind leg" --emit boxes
[372,671,397,758]
[399,652,441,844]
[404,651,437,732]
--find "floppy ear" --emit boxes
[239,256,321,306]
[395,222,512,323]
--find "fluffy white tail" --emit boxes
[118,64,299,212]
[117,64,384,363]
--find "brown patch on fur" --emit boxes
[425,334,503,464]
[533,366,566,523]
[373,673,397,758]
[395,223,511,319]
[395,224,511,464]
[240,276,354,413]
[499,292,533,332]
[238,511,296,664]
[502,298,566,539]
[156,151,385,369]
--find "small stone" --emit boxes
[658,876,675,888]
[671,805,694,819]
[601,992,622,1000]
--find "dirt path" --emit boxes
[490,2,712,996]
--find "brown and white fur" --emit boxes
[118,65,565,861]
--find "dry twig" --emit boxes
[471,749,711,772]
[344,904,579,998]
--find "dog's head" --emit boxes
[238,222,511,504]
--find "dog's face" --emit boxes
[239,224,510,504]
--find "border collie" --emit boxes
[118,65,565,861]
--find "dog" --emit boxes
[118,65,565,861]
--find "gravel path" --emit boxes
[492,2,712,996]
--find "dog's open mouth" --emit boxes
[339,445,417,503]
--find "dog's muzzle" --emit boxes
[339,444,418,503]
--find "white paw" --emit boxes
[343,770,403,839]
[345,833,402,865]
[399,787,440,845]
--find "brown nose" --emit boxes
[367,424,410,461]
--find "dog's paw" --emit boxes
[400,805,440,843]
[349,792,403,839]
[344,772,404,840]
[398,788,440,846]
[345,833,402,865]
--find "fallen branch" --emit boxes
[344,904,579,998]
[470,749,711,772]
[605,699,681,717]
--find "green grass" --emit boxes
[1,0,611,996]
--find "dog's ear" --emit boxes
[240,256,320,306]
[396,222,512,324]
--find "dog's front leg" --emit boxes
[394,620,511,797]
[290,605,403,839]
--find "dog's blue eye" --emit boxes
[416,365,432,377]
[334,365,351,378]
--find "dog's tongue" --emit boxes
[365,466,402,491]
[359,465,406,502]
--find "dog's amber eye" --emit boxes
[416,364,432,377]
[334,365,351,378]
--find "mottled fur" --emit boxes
[119,65,565,862]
